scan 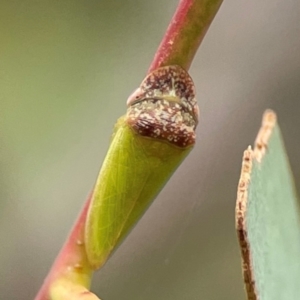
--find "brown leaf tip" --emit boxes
[254,109,277,163]
[236,147,253,231]
[235,110,278,300]
[126,65,199,148]
[235,148,258,300]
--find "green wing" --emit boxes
[85,66,199,269]
[85,120,190,268]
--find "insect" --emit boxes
[85,65,199,269]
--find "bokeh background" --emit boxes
[1,0,300,299]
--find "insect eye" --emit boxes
[126,87,145,106]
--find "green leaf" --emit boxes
[236,110,300,300]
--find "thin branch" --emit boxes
[35,196,97,300]
[149,0,224,72]
[34,1,224,298]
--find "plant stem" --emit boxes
[34,0,224,298]
[149,0,224,73]
[35,196,98,300]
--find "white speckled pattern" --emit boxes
[126,65,199,148]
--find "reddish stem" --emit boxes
[35,196,93,300]
[34,0,224,298]
[149,0,224,73]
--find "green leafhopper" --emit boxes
[85,65,199,269]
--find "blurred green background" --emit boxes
[1,0,300,299]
